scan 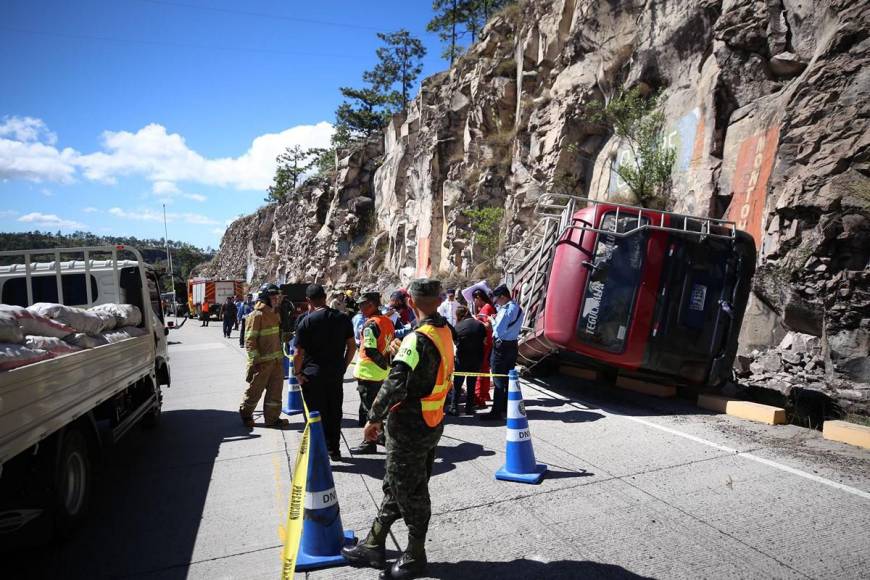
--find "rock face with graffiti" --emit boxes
[208,0,869,411]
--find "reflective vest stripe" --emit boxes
[416,324,454,428]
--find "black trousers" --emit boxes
[222,317,235,337]
[238,318,246,346]
[450,355,482,413]
[302,374,344,453]
[490,340,518,417]
[357,379,382,426]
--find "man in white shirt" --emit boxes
[437,287,459,327]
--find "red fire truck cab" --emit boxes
[513,196,756,387]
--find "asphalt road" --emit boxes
[16,321,870,579]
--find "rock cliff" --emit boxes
[207,0,869,409]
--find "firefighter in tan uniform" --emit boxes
[239,283,289,429]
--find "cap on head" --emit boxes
[446,288,455,296]
[356,290,381,305]
[305,284,326,300]
[492,284,511,299]
[409,278,442,299]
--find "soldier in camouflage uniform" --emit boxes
[342,278,455,580]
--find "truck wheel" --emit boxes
[54,429,91,536]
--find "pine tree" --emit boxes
[265,145,318,203]
[333,86,392,146]
[428,0,463,65]
[362,29,427,114]
[429,1,513,64]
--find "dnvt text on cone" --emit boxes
[495,369,547,484]
[295,411,356,570]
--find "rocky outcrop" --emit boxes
[209,0,869,411]
[202,138,388,286]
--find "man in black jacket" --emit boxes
[448,305,486,415]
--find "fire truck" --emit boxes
[187,278,244,320]
[506,194,756,387]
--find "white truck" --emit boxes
[0,246,171,545]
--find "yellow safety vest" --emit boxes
[416,324,455,428]
[354,315,395,382]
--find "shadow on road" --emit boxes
[10,409,255,580]
[333,441,496,479]
[427,558,656,579]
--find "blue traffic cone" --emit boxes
[495,369,547,484]
[296,411,356,570]
[283,346,304,416]
[283,341,291,379]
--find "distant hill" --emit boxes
[0,230,214,297]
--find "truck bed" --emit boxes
[0,335,155,466]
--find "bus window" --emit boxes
[576,212,649,353]
[1,274,98,307]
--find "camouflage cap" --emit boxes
[356,290,381,305]
[409,278,442,299]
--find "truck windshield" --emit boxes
[576,212,649,353]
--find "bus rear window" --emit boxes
[576,212,649,353]
[2,274,99,307]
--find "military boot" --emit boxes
[380,535,427,580]
[342,520,387,569]
[350,440,377,454]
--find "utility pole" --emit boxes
[162,204,176,313]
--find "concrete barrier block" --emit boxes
[698,394,786,425]
[823,420,870,450]
[559,365,599,381]
[615,376,676,398]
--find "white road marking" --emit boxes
[526,382,870,501]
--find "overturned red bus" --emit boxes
[511,195,756,387]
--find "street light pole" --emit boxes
[163,204,176,313]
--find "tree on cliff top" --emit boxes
[265,145,320,203]
[591,87,676,209]
[429,0,514,64]
[363,29,426,114]
[333,86,392,146]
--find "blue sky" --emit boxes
[0,0,446,249]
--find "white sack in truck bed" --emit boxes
[0,310,25,344]
[89,303,142,329]
[0,343,52,370]
[103,325,147,343]
[29,303,107,335]
[0,304,76,340]
[25,335,83,356]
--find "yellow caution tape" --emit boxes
[452,371,511,378]
[280,414,312,579]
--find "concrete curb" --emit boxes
[822,420,870,450]
[698,394,787,425]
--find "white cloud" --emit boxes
[210,227,226,235]
[0,116,57,144]
[0,210,20,218]
[108,206,218,225]
[18,212,86,229]
[41,187,54,197]
[0,116,334,191]
[78,121,333,190]
[152,180,179,195]
[82,207,99,213]
[184,193,207,202]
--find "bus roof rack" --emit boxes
[538,193,738,241]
